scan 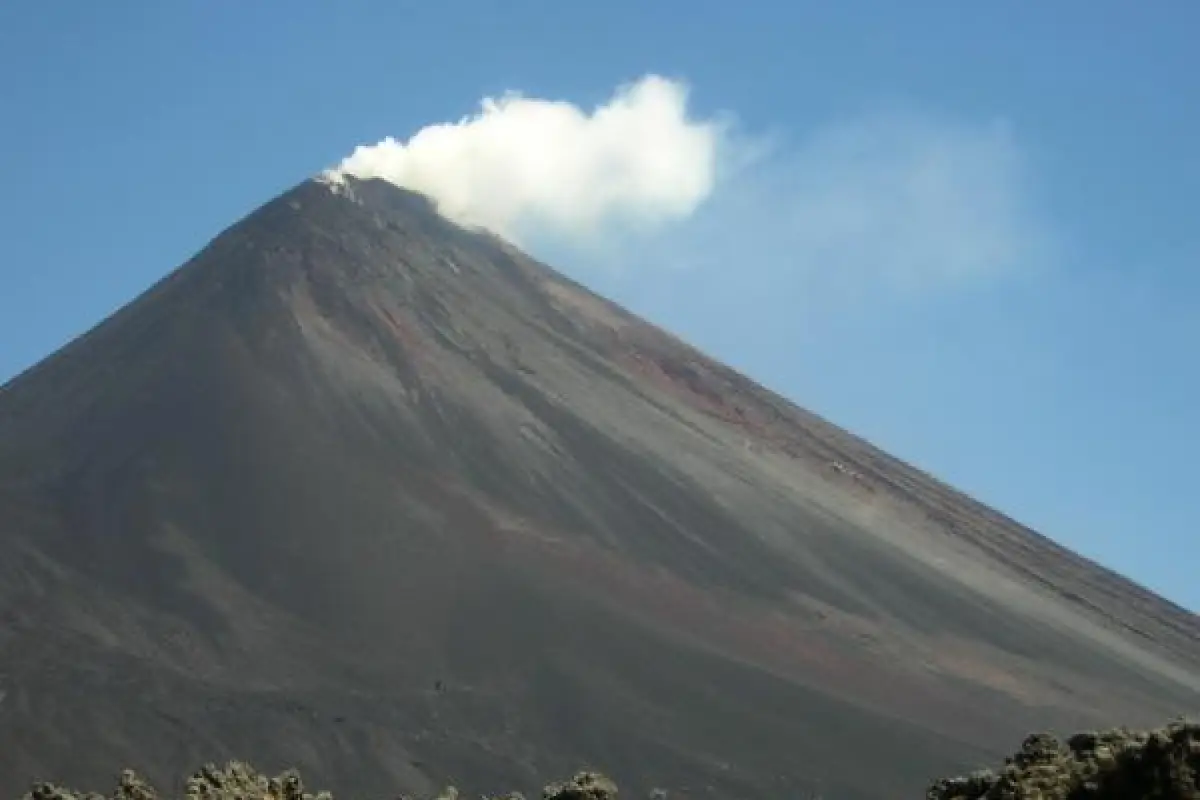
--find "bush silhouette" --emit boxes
[928,720,1200,800]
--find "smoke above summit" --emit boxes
[327,75,724,242]
[325,76,1053,295]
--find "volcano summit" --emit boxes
[0,176,1197,800]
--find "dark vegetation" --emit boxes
[16,720,1199,800]
[20,765,620,800]
[928,720,1200,800]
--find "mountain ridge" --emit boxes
[0,175,1196,800]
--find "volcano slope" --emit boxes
[0,176,1197,800]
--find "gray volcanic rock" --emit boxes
[0,176,1198,800]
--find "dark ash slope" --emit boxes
[0,176,1197,800]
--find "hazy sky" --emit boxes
[0,2,1196,612]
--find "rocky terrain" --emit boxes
[1,176,1198,799]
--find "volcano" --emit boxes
[0,176,1197,800]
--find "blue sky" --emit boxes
[0,2,1197,611]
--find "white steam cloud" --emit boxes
[325,76,1053,299]
[326,75,723,242]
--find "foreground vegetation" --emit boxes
[20,766,620,800]
[928,720,1199,800]
[17,721,1199,799]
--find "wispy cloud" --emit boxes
[768,111,1052,289]
[580,106,1059,307]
